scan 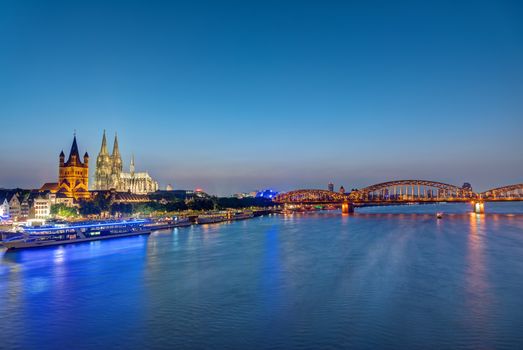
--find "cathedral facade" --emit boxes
[94,131,159,194]
[58,135,90,200]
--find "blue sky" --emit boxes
[1,0,522,195]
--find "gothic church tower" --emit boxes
[110,133,123,190]
[58,135,90,200]
[94,130,113,190]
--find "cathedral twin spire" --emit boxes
[99,130,120,159]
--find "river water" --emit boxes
[1,203,523,349]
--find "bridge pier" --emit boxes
[342,201,354,214]
[472,201,485,214]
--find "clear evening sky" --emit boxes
[1,0,522,195]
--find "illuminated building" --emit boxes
[0,198,9,219]
[90,190,150,204]
[234,192,255,199]
[0,193,22,221]
[32,192,74,219]
[33,195,51,219]
[7,195,20,221]
[0,190,32,221]
[256,189,279,199]
[94,131,159,194]
[39,183,59,193]
[94,130,113,191]
[462,182,473,192]
[58,135,90,200]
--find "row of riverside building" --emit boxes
[0,190,74,222]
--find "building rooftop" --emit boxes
[39,183,59,193]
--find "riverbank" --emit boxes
[0,208,281,241]
[145,208,277,231]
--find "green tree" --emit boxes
[132,201,164,215]
[110,203,133,216]
[78,200,102,216]
[165,200,188,212]
[50,203,78,218]
[94,193,111,213]
[186,198,215,211]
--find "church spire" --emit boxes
[111,132,123,176]
[100,130,108,155]
[112,133,121,158]
[130,154,135,176]
[67,134,81,165]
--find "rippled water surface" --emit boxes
[2,203,523,349]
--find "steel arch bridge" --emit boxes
[349,179,475,203]
[274,180,523,213]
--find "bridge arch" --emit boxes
[274,189,347,204]
[350,180,474,202]
[480,184,523,200]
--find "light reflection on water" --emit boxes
[1,205,523,349]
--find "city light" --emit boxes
[23,219,149,233]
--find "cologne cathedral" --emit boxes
[94,131,159,194]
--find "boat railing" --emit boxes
[3,234,26,242]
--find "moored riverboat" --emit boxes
[196,215,226,225]
[1,219,151,250]
[146,217,193,230]
[173,217,192,227]
[229,212,254,221]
